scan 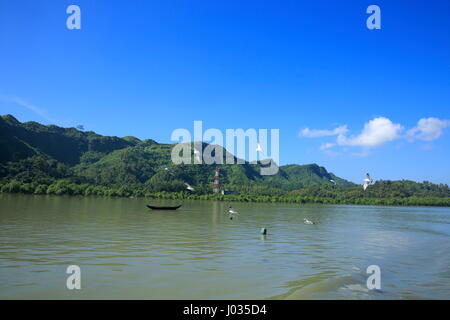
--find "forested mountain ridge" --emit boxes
[1,114,449,206]
[0,114,352,189]
[0,114,138,164]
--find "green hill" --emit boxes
[263,163,352,189]
[0,114,136,165]
[0,114,352,190]
[1,114,449,206]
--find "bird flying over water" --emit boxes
[185,183,195,192]
[363,173,373,191]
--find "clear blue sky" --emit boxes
[1,0,449,184]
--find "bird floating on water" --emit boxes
[260,227,267,235]
[363,173,373,191]
[228,206,239,220]
[228,206,238,214]
[303,218,315,225]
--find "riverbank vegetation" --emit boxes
[1,178,449,207]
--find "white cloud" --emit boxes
[13,97,51,120]
[300,125,348,138]
[420,143,436,151]
[320,142,335,150]
[407,117,450,141]
[351,150,371,157]
[298,116,450,156]
[0,95,53,122]
[336,117,403,147]
[322,149,340,156]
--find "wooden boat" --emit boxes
[146,204,182,210]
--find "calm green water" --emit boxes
[1,194,450,299]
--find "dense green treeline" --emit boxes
[1,178,449,207]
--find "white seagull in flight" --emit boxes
[185,183,195,192]
[193,148,201,163]
[363,173,373,191]
[164,166,175,176]
[256,143,263,153]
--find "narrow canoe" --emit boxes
[146,204,182,210]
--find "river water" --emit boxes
[1,194,449,299]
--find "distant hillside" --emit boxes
[0,114,137,165]
[264,164,352,189]
[0,115,353,191]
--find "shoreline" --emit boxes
[1,190,449,208]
